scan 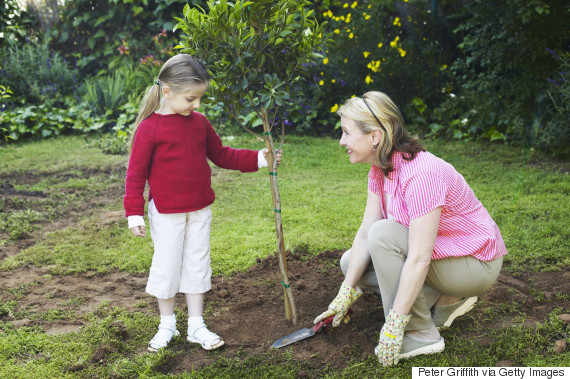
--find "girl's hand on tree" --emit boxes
[261,148,283,166]
[130,225,146,237]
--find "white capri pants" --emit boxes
[146,200,213,299]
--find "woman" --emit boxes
[314,92,507,366]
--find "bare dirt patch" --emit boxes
[1,164,568,373]
[1,250,568,372]
[0,165,126,259]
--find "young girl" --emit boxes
[124,54,280,352]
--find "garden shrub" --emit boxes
[319,1,453,108]
[0,0,40,47]
[299,0,461,135]
[82,70,128,116]
[0,40,80,105]
[49,0,206,76]
[533,48,570,158]
[432,0,568,148]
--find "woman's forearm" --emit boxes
[344,232,372,288]
[392,258,431,315]
[392,207,442,315]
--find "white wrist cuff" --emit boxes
[258,150,268,168]
[128,215,145,229]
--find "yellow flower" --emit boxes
[331,79,336,83]
[334,29,340,34]
[340,15,345,21]
[344,58,348,63]
[365,14,371,20]
[343,3,348,8]
[319,80,324,86]
[393,17,400,25]
[323,57,329,65]
[334,16,340,21]
[365,75,373,84]
[368,60,381,72]
[351,1,358,8]
[377,42,383,48]
[408,15,412,22]
[390,36,400,48]
[345,13,351,23]
[349,32,354,39]
[351,94,356,98]
[327,10,333,17]
[363,51,370,58]
[398,48,406,57]
[331,104,339,113]
[367,4,371,8]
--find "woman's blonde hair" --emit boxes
[337,91,424,176]
[128,54,210,152]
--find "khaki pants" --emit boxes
[340,219,503,330]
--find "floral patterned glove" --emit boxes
[314,282,363,327]
[375,308,411,366]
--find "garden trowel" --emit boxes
[271,309,353,349]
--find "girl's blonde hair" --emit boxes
[128,54,210,152]
[337,91,424,176]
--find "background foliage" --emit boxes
[0,0,569,158]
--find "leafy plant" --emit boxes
[532,47,570,158]
[0,96,129,141]
[0,69,14,141]
[0,0,40,48]
[49,0,206,76]
[0,40,80,104]
[176,0,332,323]
[433,0,568,146]
[310,0,460,135]
[83,71,127,116]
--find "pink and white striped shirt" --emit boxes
[368,151,507,261]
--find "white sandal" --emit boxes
[187,324,224,350]
[148,325,180,352]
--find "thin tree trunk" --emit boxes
[261,110,297,324]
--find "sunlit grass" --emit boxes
[1,135,569,275]
[1,134,569,377]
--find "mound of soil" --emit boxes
[1,249,569,373]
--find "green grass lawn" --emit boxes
[3,135,568,275]
[1,134,569,377]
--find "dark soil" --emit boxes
[1,250,568,373]
[0,166,569,374]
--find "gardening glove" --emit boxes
[375,308,411,366]
[313,282,362,327]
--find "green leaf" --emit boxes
[87,37,96,50]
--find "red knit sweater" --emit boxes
[124,112,259,216]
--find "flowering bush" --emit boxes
[303,0,457,134]
[0,40,79,105]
